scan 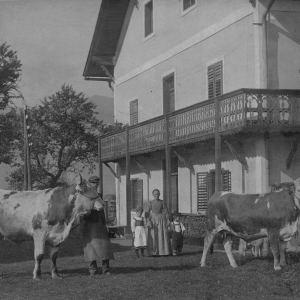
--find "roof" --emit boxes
[83,0,134,82]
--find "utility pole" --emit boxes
[23,105,32,190]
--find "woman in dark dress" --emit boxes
[82,176,114,275]
[147,189,171,256]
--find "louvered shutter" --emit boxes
[207,61,223,99]
[221,170,231,191]
[130,99,138,125]
[214,61,223,97]
[197,172,209,211]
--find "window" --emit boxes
[163,73,175,114]
[131,179,143,209]
[130,99,138,125]
[207,61,223,99]
[197,169,231,212]
[144,1,153,37]
[183,0,196,11]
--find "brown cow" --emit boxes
[200,180,300,270]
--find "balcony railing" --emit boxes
[100,88,300,162]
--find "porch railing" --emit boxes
[101,88,300,162]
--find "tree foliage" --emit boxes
[0,43,22,109]
[6,84,127,190]
[0,109,22,164]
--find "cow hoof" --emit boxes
[274,266,282,271]
[52,274,62,280]
[33,276,42,281]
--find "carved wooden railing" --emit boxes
[100,89,300,161]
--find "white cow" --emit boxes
[0,173,103,280]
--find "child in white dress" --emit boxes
[131,206,147,258]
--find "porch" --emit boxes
[98,88,300,232]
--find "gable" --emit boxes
[83,0,134,81]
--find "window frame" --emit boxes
[162,69,176,115]
[131,178,143,211]
[144,0,155,41]
[182,0,197,17]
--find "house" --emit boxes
[83,0,300,234]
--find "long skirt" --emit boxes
[83,217,114,262]
[133,226,147,249]
[147,213,170,256]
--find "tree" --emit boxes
[0,43,22,109]
[0,108,22,164]
[6,84,127,190]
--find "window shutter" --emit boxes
[214,61,223,97]
[137,179,143,207]
[197,172,209,211]
[131,179,143,209]
[221,170,231,192]
[207,65,215,99]
[207,61,223,99]
[130,99,138,125]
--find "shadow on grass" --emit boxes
[0,238,131,264]
[60,264,198,277]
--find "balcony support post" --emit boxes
[125,127,132,234]
[165,114,173,212]
[98,136,104,196]
[98,136,108,220]
[215,97,222,193]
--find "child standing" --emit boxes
[170,211,186,256]
[131,206,147,258]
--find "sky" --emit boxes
[0,0,116,194]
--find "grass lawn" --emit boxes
[0,237,299,300]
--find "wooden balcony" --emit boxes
[100,88,300,162]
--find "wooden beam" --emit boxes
[214,97,222,193]
[133,158,150,177]
[100,65,115,84]
[91,56,116,66]
[173,150,195,175]
[108,81,114,92]
[165,114,172,212]
[104,162,120,180]
[125,127,131,234]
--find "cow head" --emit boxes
[72,174,104,217]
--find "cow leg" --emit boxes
[200,230,217,267]
[33,230,46,280]
[262,237,269,256]
[279,240,287,267]
[238,239,247,257]
[50,246,62,279]
[253,246,259,257]
[223,235,238,268]
[268,230,281,271]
